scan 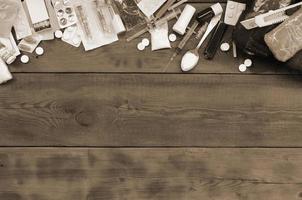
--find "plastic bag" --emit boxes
[0,0,20,38]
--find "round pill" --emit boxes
[244,58,253,67]
[169,33,177,42]
[35,47,44,56]
[20,55,29,64]
[239,64,247,72]
[142,38,150,47]
[55,30,63,38]
[137,42,145,51]
[220,42,230,52]
[72,37,81,45]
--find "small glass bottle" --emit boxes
[0,42,16,65]
[196,3,223,23]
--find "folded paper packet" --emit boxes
[264,8,302,62]
[0,0,20,38]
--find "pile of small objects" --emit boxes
[0,0,301,85]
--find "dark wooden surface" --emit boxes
[1,0,302,199]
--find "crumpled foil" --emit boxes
[0,0,20,38]
[265,8,302,62]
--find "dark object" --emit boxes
[196,6,215,23]
[233,0,302,71]
[204,21,228,60]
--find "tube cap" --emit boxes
[211,3,223,15]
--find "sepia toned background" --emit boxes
[1,0,302,199]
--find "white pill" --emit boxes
[220,42,230,52]
[137,42,145,51]
[55,30,63,38]
[35,47,44,56]
[20,55,30,64]
[239,64,247,72]
[142,38,150,47]
[72,37,81,45]
[169,33,177,42]
[244,58,253,67]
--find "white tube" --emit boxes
[173,4,196,35]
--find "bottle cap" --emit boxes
[211,3,223,15]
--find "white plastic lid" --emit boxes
[20,55,30,64]
[211,3,223,15]
[6,56,16,65]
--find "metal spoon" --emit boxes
[181,14,222,72]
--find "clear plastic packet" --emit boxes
[136,0,167,18]
[0,58,13,84]
[265,8,302,62]
[18,34,42,53]
[0,0,20,38]
[13,1,32,40]
[61,25,81,47]
[0,34,20,57]
[72,0,118,51]
[149,21,171,51]
[113,0,146,31]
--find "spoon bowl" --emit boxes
[181,49,199,72]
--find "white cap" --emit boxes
[35,47,44,56]
[211,3,223,16]
[20,55,30,64]
[173,4,196,35]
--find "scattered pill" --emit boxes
[220,42,230,52]
[244,58,253,67]
[72,37,81,45]
[142,38,150,47]
[20,55,30,64]
[35,47,44,56]
[169,33,177,42]
[137,42,145,51]
[55,30,63,38]
[239,64,247,72]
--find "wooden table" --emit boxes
[1,1,302,199]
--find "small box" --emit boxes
[25,0,51,32]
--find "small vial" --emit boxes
[169,33,177,42]
[244,59,253,67]
[196,3,223,23]
[55,30,63,38]
[137,42,145,51]
[35,47,44,56]
[20,55,30,64]
[142,38,150,47]
[239,64,247,72]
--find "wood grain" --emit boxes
[1,74,302,147]
[9,3,296,74]
[1,148,302,200]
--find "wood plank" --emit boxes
[1,74,302,147]
[1,148,302,200]
[9,3,295,74]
